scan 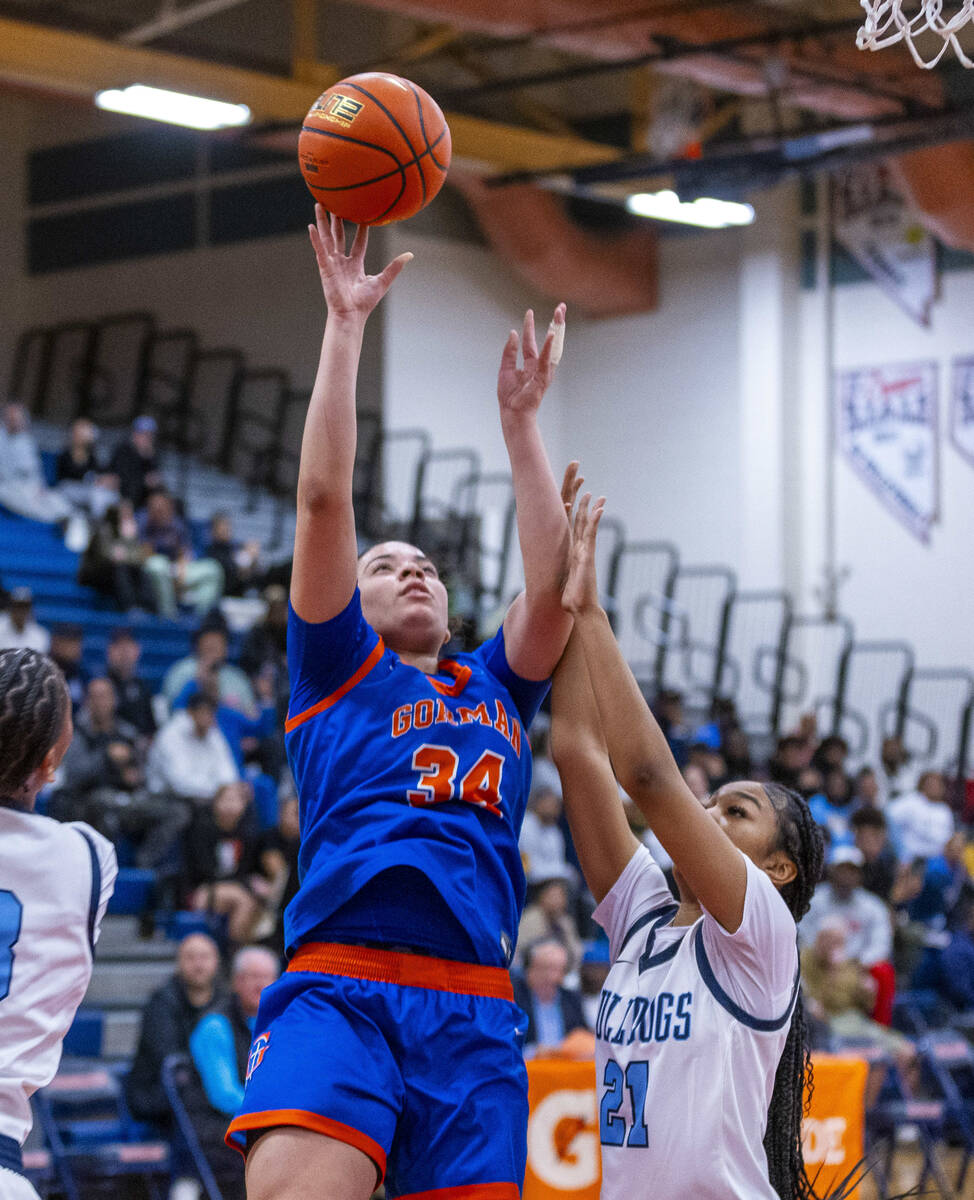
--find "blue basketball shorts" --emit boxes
[226,943,529,1200]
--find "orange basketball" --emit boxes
[298,73,451,226]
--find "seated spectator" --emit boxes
[253,793,301,955]
[876,734,918,804]
[796,766,824,801]
[163,623,256,715]
[527,717,563,800]
[850,808,900,904]
[768,735,809,791]
[106,626,157,737]
[652,689,690,767]
[685,741,728,791]
[520,785,575,889]
[800,847,893,969]
[205,513,264,597]
[148,692,239,804]
[124,933,223,1127]
[0,587,50,653]
[906,830,971,930]
[187,947,281,1200]
[912,895,974,1013]
[79,500,154,613]
[801,918,915,1081]
[109,415,162,508]
[49,622,88,712]
[54,418,118,519]
[886,770,955,862]
[172,663,277,776]
[852,765,882,811]
[812,734,850,776]
[720,727,753,780]
[138,489,224,619]
[0,402,73,524]
[579,941,610,1032]
[681,762,709,801]
[517,878,583,979]
[239,585,289,690]
[808,767,856,850]
[513,940,588,1058]
[183,781,263,947]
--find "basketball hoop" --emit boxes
[857,0,974,67]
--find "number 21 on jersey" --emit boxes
[408,745,505,816]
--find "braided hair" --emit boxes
[761,782,826,1200]
[0,648,69,806]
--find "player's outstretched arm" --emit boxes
[498,304,573,680]
[551,625,641,903]
[563,494,748,933]
[291,205,412,624]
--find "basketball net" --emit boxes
[857,0,974,68]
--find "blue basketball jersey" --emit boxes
[283,589,549,967]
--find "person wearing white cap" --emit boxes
[0,590,50,655]
[798,845,893,968]
[0,404,73,525]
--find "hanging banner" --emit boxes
[832,164,937,326]
[951,356,974,470]
[836,361,939,543]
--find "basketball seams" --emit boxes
[300,124,407,220]
[343,81,427,207]
[408,84,449,174]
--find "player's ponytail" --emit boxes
[762,783,825,1200]
[0,649,69,806]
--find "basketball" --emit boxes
[298,73,452,226]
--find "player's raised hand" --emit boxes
[561,489,605,616]
[308,204,412,319]
[497,303,566,418]
[560,460,583,522]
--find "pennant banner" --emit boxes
[836,362,939,543]
[951,356,974,470]
[832,164,937,326]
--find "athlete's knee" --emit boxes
[245,1127,378,1200]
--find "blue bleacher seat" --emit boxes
[62,1010,105,1059]
[107,869,156,916]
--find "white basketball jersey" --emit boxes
[0,808,117,1146]
[592,846,799,1200]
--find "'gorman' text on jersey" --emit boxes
[283,589,549,966]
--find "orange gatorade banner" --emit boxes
[523,1054,867,1200]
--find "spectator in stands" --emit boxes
[850,807,900,904]
[517,878,583,978]
[79,500,154,614]
[254,793,300,955]
[204,513,263,598]
[0,401,73,524]
[800,846,893,969]
[138,489,224,619]
[109,415,162,508]
[239,584,288,684]
[183,781,263,947]
[768,734,809,791]
[685,741,728,790]
[106,627,157,737]
[852,765,882,811]
[519,785,575,889]
[513,940,587,1058]
[124,932,223,1127]
[906,830,971,930]
[886,770,955,862]
[162,623,256,715]
[579,942,610,1031]
[0,587,50,653]
[812,734,850,777]
[681,762,709,801]
[876,734,918,804]
[54,418,117,519]
[721,726,753,780]
[48,622,88,712]
[796,766,825,801]
[808,766,856,851]
[653,689,690,767]
[148,692,239,804]
[187,947,281,1200]
[172,661,277,776]
[527,717,563,800]
[912,894,974,1013]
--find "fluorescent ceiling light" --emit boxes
[626,190,755,229]
[95,84,251,130]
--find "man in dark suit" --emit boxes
[513,938,588,1056]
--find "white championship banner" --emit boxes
[950,356,974,471]
[832,164,937,327]
[836,361,939,543]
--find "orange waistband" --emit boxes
[287,942,514,1001]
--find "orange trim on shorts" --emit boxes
[225,1109,387,1178]
[395,1185,520,1200]
[287,942,513,1001]
[285,638,385,732]
[429,660,472,697]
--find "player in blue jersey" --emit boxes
[228,205,573,1200]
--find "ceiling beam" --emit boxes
[0,15,624,172]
